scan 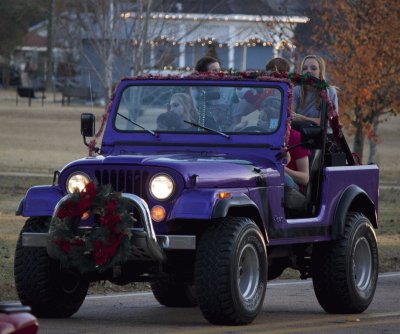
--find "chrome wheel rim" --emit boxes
[353,237,372,291]
[237,244,260,300]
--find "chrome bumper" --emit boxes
[23,193,195,262]
[22,232,196,249]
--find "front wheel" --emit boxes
[14,217,89,318]
[312,212,378,313]
[195,217,267,325]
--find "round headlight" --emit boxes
[149,173,175,200]
[66,172,91,194]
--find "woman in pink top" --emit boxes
[284,129,311,191]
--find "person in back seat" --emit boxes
[263,58,311,191]
[293,55,338,125]
[258,100,310,191]
[284,129,311,191]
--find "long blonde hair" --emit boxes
[299,55,327,109]
[170,93,197,121]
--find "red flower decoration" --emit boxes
[56,182,97,219]
[93,235,123,266]
[53,239,72,253]
[71,238,85,247]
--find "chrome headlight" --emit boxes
[149,173,175,201]
[66,172,91,194]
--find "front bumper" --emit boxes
[22,193,195,262]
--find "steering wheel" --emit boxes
[240,126,265,132]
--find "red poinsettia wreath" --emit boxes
[47,182,134,274]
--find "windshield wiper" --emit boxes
[117,113,158,137]
[184,120,230,139]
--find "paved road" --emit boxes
[34,272,400,334]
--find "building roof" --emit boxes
[153,0,312,16]
[22,30,47,48]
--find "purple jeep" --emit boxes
[14,73,379,325]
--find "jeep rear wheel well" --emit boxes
[333,185,377,239]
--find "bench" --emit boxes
[16,86,45,106]
[60,86,96,105]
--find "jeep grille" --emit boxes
[94,168,149,201]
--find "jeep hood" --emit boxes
[65,152,279,188]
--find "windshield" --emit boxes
[115,84,283,134]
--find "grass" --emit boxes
[1,174,399,301]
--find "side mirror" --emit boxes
[300,126,323,149]
[81,113,95,137]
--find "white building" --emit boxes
[17,0,309,95]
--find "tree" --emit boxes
[58,0,131,99]
[56,0,184,99]
[311,0,400,162]
[0,0,47,86]
[0,0,46,58]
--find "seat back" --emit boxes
[284,148,322,217]
[304,149,322,215]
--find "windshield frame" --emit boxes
[112,81,285,136]
[101,79,291,151]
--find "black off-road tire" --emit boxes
[151,274,197,307]
[14,217,89,318]
[195,217,267,325]
[312,212,378,313]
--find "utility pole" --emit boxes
[46,0,55,91]
[105,0,114,99]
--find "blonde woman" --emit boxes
[166,93,197,130]
[293,55,338,125]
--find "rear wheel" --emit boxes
[312,212,378,313]
[14,217,89,318]
[151,274,197,307]
[195,217,267,325]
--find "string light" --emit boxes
[129,37,292,49]
[120,11,309,24]
[119,11,304,51]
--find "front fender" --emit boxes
[212,194,258,218]
[333,185,377,239]
[16,185,63,217]
[170,189,221,220]
[170,189,255,220]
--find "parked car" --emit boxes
[0,305,38,334]
[14,73,379,325]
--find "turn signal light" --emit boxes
[218,192,231,199]
[151,205,166,222]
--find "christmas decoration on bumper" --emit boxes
[47,182,134,274]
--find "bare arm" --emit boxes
[284,156,309,186]
[294,113,320,125]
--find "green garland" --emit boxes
[47,182,134,274]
